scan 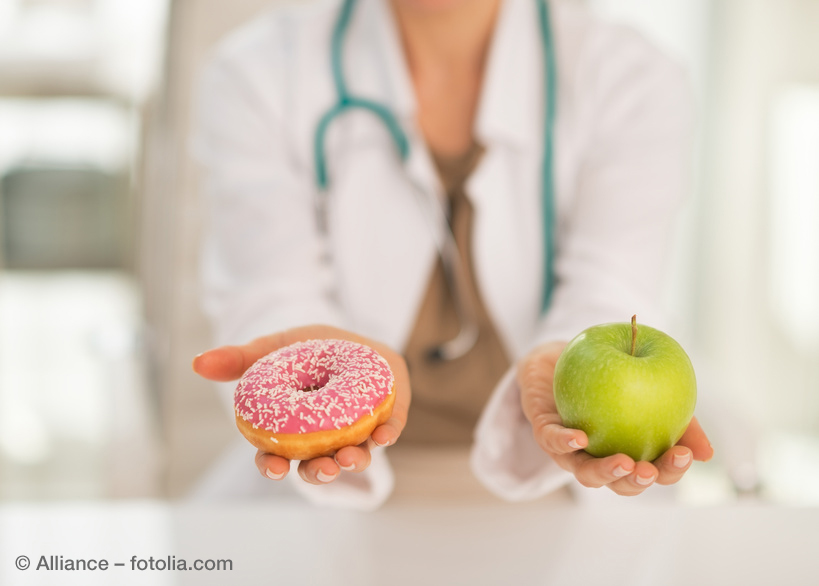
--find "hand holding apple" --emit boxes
[553,316,697,462]
[518,326,712,496]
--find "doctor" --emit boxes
[192,0,713,508]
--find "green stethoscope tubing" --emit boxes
[314,0,557,315]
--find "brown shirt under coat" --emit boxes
[400,142,511,446]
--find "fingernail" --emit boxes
[373,438,391,447]
[613,466,631,478]
[316,470,338,483]
[265,469,285,481]
[334,454,356,471]
[706,445,715,461]
[635,474,655,486]
[673,452,691,469]
[568,439,582,450]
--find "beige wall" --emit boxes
[695,0,819,432]
[141,0,276,497]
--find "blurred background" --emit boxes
[0,0,817,506]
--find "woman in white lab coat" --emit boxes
[192,0,712,508]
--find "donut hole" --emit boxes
[297,371,332,394]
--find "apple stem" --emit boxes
[631,314,638,356]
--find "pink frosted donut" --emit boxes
[234,339,396,460]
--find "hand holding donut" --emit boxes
[193,325,411,485]
[518,341,713,496]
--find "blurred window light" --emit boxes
[0,272,155,499]
[0,0,96,60]
[0,98,134,172]
[769,86,819,350]
[0,0,169,101]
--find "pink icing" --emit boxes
[234,339,394,434]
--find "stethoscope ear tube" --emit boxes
[537,0,557,313]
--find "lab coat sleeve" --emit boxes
[192,49,392,509]
[471,370,574,501]
[472,29,694,500]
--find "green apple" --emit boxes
[553,316,696,462]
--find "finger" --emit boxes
[334,443,371,473]
[370,396,409,447]
[655,446,693,485]
[370,357,411,447]
[297,456,340,485]
[677,416,714,461]
[370,397,409,447]
[570,452,636,489]
[192,327,333,382]
[532,418,589,456]
[192,345,249,382]
[192,339,292,382]
[607,460,658,496]
[255,450,290,481]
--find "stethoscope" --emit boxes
[313,0,557,361]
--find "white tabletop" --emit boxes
[2,497,817,586]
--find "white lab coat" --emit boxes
[192,0,692,509]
